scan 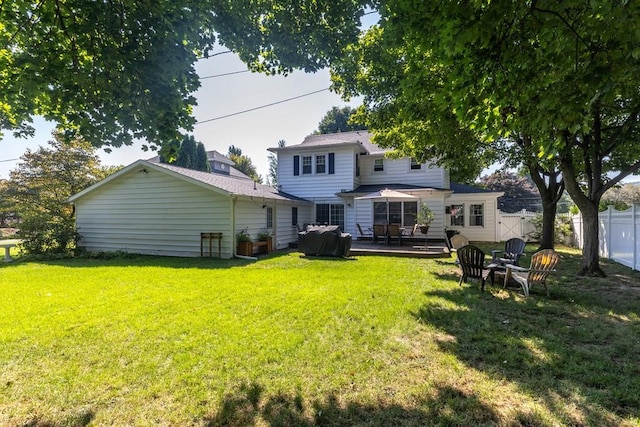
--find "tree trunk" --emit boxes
[539,198,557,250]
[578,201,606,277]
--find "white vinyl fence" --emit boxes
[573,204,640,272]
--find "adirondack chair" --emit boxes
[492,237,526,266]
[505,249,559,297]
[457,245,494,291]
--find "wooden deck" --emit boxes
[349,238,451,258]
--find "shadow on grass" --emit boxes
[413,250,640,425]
[22,408,94,427]
[202,381,505,426]
[0,249,303,270]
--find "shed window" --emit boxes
[470,204,484,226]
[448,204,464,226]
[266,207,273,228]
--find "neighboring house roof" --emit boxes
[69,159,311,204]
[450,182,503,195]
[268,130,387,155]
[146,151,250,179]
[206,150,235,166]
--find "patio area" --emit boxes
[350,238,451,258]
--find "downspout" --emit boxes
[232,195,258,260]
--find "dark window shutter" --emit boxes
[293,155,299,176]
[328,153,335,175]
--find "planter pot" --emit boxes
[237,241,253,256]
[419,226,430,234]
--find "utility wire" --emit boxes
[0,158,19,163]
[196,88,330,125]
[200,69,250,80]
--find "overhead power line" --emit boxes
[196,88,330,125]
[200,69,250,80]
[0,158,19,163]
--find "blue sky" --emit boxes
[0,50,358,180]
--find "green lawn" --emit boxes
[1,246,639,426]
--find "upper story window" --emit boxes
[355,154,360,177]
[410,158,422,170]
[293,153,335,176]
[316,154,326,174]
[374,158,384,172]
[470,204,484,226]
[302,156,312,174]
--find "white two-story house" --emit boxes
[69,131,501,258]
[269,131,502,243]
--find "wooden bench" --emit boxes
[0,239,22,262]
[252,240,270,255]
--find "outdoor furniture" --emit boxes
[450,234,469,251]
[387,224,403,245]
[492,237,526,266]
[505,249,559,297]
[372,224,387,245]
[298,225,352,257]
[457,244,494,291]
[356,223,372,240]
[0,239,21,262]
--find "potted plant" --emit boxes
[257,230,273,252]
[236,229,252,256]
[416,203,434,234]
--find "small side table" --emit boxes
[200,232,222,257]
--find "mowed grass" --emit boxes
[1,246,639,426]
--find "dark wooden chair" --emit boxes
[457,245,494,291]
[387,224,403,245]
[492,237,526,266]
[372,224,387,244]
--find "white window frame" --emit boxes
[374,158,384,172]
[302,155,312,175]
[315,154,326,174]
[410,158,422,170]
[470,203,484,227]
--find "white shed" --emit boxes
[69,160,312,258]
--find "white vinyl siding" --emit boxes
[277,147,356,199]
[74,169,234,258]
[360,157,447,188]
[446,194,499,242]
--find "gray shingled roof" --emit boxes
[153,162,310,202]
[269,130,387,155]
[338,184,450,195]
[70,159,310,204]
[450,182,501,194]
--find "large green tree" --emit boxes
[325,2,640,276]
[0,1,366,149]
[7,133,115,253]
[315,106,366,134]
[228,145,262,183]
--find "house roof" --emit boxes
[338,183,451,196]
[268,130,387,155]
[69,159,311,204]
[450,182,503,194]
